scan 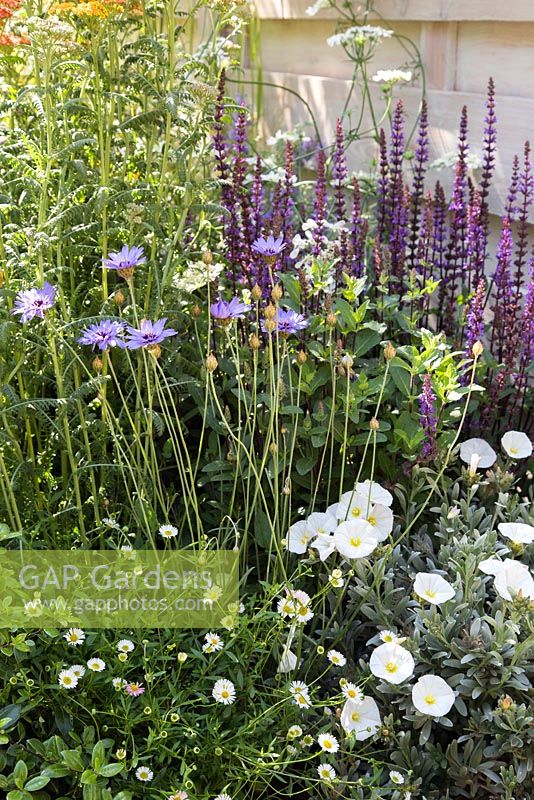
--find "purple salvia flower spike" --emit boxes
[479,77,497,258]
[408,98,429,269]
[333,118,348,223]
[419,373,438,461]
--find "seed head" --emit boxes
[251,284,262,301]
[271,284,283,302]
[264,303,276,320]
[249,333,261,350]
[92,356,103,373]
[263,319,276,333]
[114,289,125,306]
[370,417,380,431]
[205,353,218,372]
[325,312,337,328]
[472,340,484,357]
[191,304,202,318]
[296,349,307,365]
[384,342,396,361]
[202,250,213,265]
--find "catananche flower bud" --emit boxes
[269,442,278,455]
[325,312,337,328]
[205,353,218,372]
[114,289,125,306]
[147,344,161,359]
[264,303,276,320]
[202,250,213,265]
[191,304,202,318]
[370,417,380,431]
[271,284,283,302]
[296,349,307,365]
[384,342,396,361]
[92,356,103,373]
[472,340,484,357]
[251,284,262,301]
[263,319,276,333]
[249,333,261,350]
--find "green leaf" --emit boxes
[61,749,85,772]
[389,359,412,396]
[7,791,32,800]
[353,329,381,357]
[13,760,27,790]
[97,763,124,778]
[295,455,316,476]
[41,764,71,779]
[24,776,51,791]
[92,741,106,771]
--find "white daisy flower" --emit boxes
[159,523,178,539]
[87,658,106,672]
[70,664,85,678]
[327,649,346,667]
[459,438,497,469]
[202,633,224,652]
[317,733,339,753]
[58,669,79,689]
[498,522,534,545]
[501,431,532,459]
[135,766,153,782]
[287,725,303,739]
[112,677,127,690]
[413,573,456,605]
[117,639,135,653]
[342,682,364,702]
[369,643,415,684]
[289,680,309,696]
[340,696,381,739]
[390,770,405,784]
[379,630,406,644]
[64,628,85,646]
[292,691,311,708]
[213,794,232,800]
[412,674,455,717]
[317,763,336,781]
[334,519,379,560]
[212,678,236,705]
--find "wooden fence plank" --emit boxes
[240,69,534,218]
[254,0,534,22]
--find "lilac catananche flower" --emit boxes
[124,319,177,350]
[102,245,146,280]
[251,234,286,259]
[262,308,308,336]
[210,295,250,324]
[12,282,57,323]
[78,320,125,351]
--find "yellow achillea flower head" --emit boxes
[51,0,125,20]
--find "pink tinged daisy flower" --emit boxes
[78,320,125,351]
[168,793,188,800]
[212,678,236,705]
[333,519,379,560]
[13,282,57,323]
[124,318,177,350]
[340,695,381,739]
[411,674,455,717]
[317,733,339,753]
[102,244,146,280]
[369,643,415,684]
[125,681,145,697]
[413,572,456,605]
[135,766,153,782]
[317,764,336,782]
[210,295,251,323]
[64,628,85,646]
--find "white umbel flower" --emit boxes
[212,678,236,705]
[369,643,415,684]
[498,522,534,545]
[412,675,455,717]
[414,573,455,605]
[334,519,378,560]
[501,431,532,459]
[372,69,413,83]
[459,438,497,469]
[340,696,381,739]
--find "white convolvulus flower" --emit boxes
[87,658,106,672]
[58,669,79,689]
[479,558,534,600]
[340,696,381,739]
[117,639,134,653]
[447,506,461,519]
[412,675,455,717]
[379,630,406,644]
[501,430,532,459]
[312,532,337,561]
[459,438,497,469]
[413,573,456,605]
[317,733,339,753]
[277,648,298,673]
[498,522,534,545]
[365,503,394,541]
[356,480,393,508]
[159,523,178,539]
[135,766,153,782]
[327,649,346,667]
[334,519,379,560]
[372,69,413,83]
[342,682,364,702]
[212,678,236,705]
[203,633,224,652]
[64,628,85,646]
[336,490,368,521]
[70,664,85,678]
[286,520,313,554]
[317,764,336,782]
[369,643,415,684]
[390,770,405,785]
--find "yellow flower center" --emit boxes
[350,537,362,547]
[385,661,398,673]
[368,516,376,526]
[424,694,436,705]
[510,447,518,454]
[222,690,229,698]
[351,508,362,517]
[425,589,436,598]
[351,711,361,722]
